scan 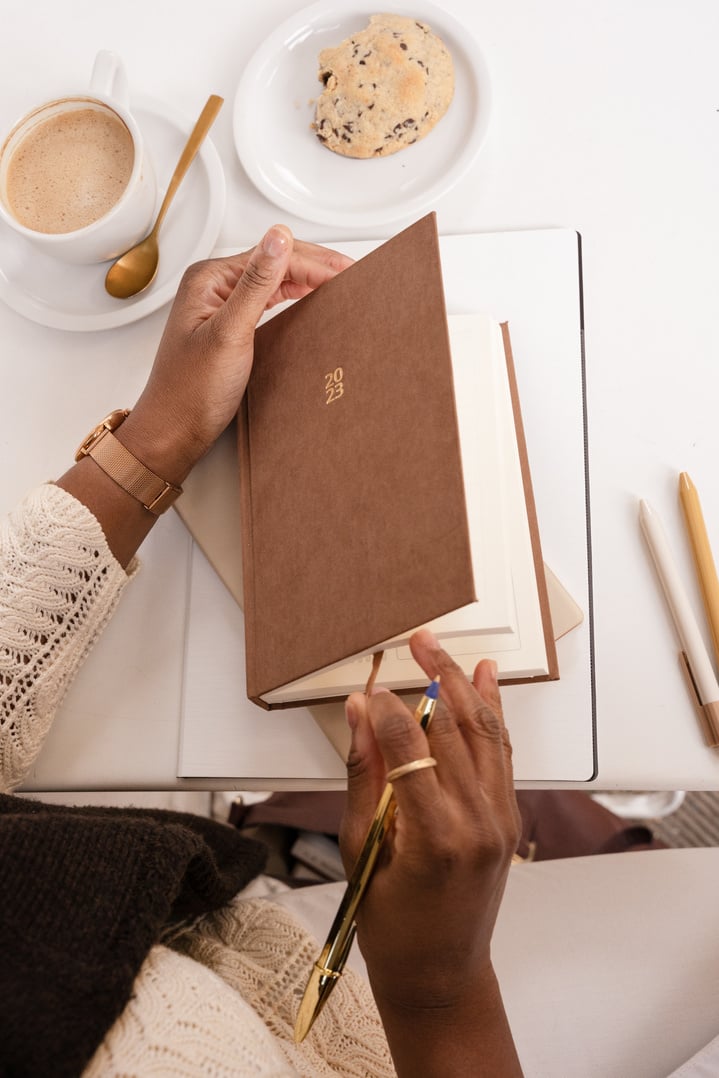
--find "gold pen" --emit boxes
[294,678,440,1043]
[679,472,719,669]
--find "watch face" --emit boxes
[75,410,128,461]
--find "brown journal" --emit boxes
[238,213,477,707]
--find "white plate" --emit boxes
[0,96,225,332]
[233,1,491,228]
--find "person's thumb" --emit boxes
[226,224,293,331]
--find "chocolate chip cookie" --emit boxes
[313,14,455,158]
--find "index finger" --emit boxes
[235,236,353,285]
[290,238,354,274]
[409,630,506,734]
[409,629,514,793]
[275,243,354,301]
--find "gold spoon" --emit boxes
[105,94,224,299]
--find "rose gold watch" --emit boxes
[75,409,182,515]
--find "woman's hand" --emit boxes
[340,628,523,1076]
[58,227,351,567]
[121,226,353,484]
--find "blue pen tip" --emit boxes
[425,679,440,700]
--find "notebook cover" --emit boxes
[238,213,476,707]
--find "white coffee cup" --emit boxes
[0,51,156,264]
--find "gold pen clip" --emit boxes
[678,650,719,748]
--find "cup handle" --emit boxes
[89,50,129,107]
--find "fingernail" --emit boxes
[486,659,499,685]
[369,686,390,696]
[413,627,440,649]
[261,225,289,258]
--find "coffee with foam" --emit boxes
[0,52,157,264]
[5,104,134,234]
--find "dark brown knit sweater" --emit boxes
[0,793,267,1077]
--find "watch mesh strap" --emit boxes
[88,432,182,515]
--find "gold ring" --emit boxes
[386,757,438,783]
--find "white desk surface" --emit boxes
[4,0,719,791]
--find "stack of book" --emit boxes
[236,213,559,709]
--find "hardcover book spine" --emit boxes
[237,397,269,709]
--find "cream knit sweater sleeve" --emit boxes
[0,483,135,792]
[0,483,397,1076]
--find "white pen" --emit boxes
[639,498,719,747]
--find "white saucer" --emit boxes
[233,0,491,229]
[0,96,226,332]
